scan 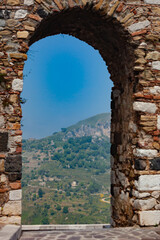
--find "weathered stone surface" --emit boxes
[135,159,146,170]
[152,61,160,70]
[118,171,129,188]
[138,175,160,191]
[133,198,156,210]
[0,116,5,128]
[17,31,29,39]
[8,173,22,182]
[0,174,7,183]
[0,132,8,152]
[24,0,34,5]
[138,192,150,198]
[2,201,21,215]
[158,115,160,130]
[7,0,20,5]
[5,154,22,172]
[10,182,21,190]
[149,86,160,95]
[0,216,21,224]
[9,94,18,104]
[132,190,150,198]
[1,0,160,228]
[144,0,160,4]
[0,159,4,172]
[0,20,5,27]
[14,10,28,19]
[10,53,27,60]
[139,211,160,226]
[6,19,18,27]
[146,51,160,60]
[128,20,150,32]
[151,191,160,199]
[0,30,12,35]
[133,102,157,113]
[150,158,160,170]
[12,79,23,92]
[24,25,35,31]
[155,204,160,210]
[134,149,158,158]
[9,190,22,201]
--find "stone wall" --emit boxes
[0,0,160,227]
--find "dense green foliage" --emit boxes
[22,113,111,225]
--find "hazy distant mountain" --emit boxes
[63,113,111,140]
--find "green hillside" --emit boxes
[22,113,111,225]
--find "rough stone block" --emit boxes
[146,51,160,60]
[144,0,160,4]
[0,159,4,172]
[10,53,27,60]
[152,61,160,70]
[24,0,34,5]
[138,175,160,191]
[157,115,160,130]
[8,173,22,182]
[0,174,7,183]
[9,181,21,190]
[151,191,160,199]
[133,198,156,210]
[14,10,28,19]
[0,132,8,152]
[133,102,157,113]
[118,171,129,188]
[7,0,20,5]
[139,211,160,226]
[0,216,21,224]
[135,159,146,170]
[149,86,160,95]
[12,79,23,92]
[9,190,22,201]
[134,149,158,158]
[0,116,5,128]
[5,154,22,172]
[155,204,160,210]
[0,20,5,27]
[150,157,160,170]
[2,200,21,215]
[128,20,150,32]
[17,31,29,39]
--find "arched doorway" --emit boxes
[0,0,159,227]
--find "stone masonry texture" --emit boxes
[0,0,160,228]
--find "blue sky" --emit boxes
[22,34,113,139]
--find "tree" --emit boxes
[38,188,44,198]
[56,205,61,211]
[63,206,69,214]
[42,217,49,224]
[61,128,67,132]
[87,181,101,194]
[50,209,55,216]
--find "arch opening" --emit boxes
[22,34,112,225]
[23,7,136,227]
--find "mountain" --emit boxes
[64,113,110,139]
[22,113,111,225]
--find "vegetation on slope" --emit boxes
[22,113,111,224]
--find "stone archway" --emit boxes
[0,0,160,227]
